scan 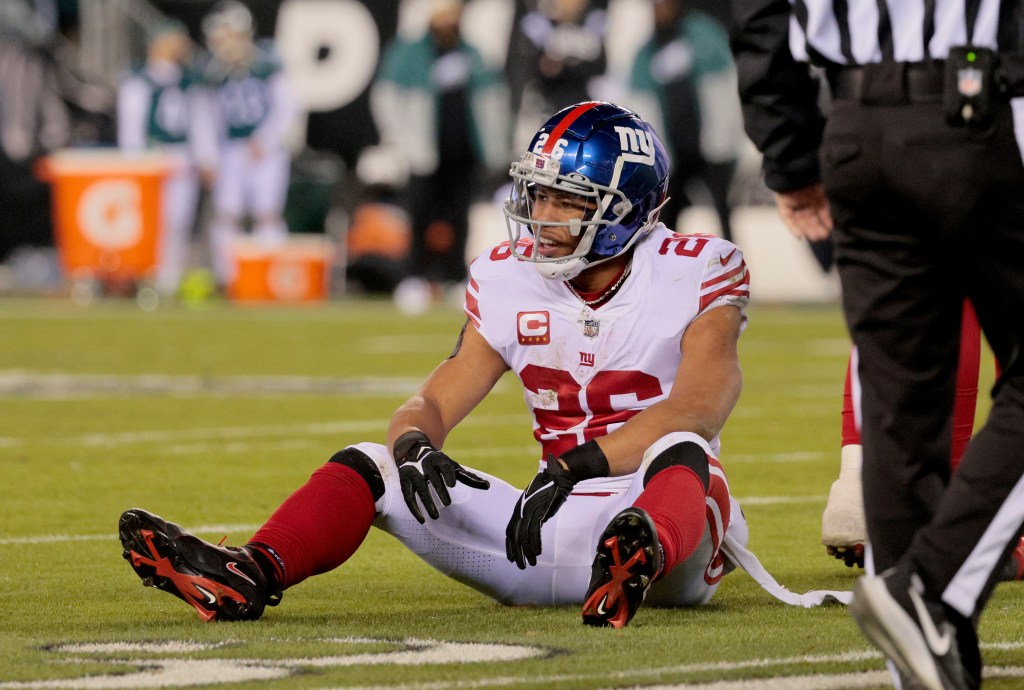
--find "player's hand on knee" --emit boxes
[505,457,578,569]
[393,431,490,524]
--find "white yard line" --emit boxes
[0,371,426,399]
[0,493,827,546]
[738,495,826,505]
[12,639,1020,690]
[0,524,261,545]
[726,452,829,463]
[328,646,1024,690]
[0,308,390,323]
[335,650,878,689]
[358,336,465,354]
[0,414,520,449]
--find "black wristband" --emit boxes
[393,430,431,464]
[558,440,610,481]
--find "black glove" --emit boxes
[393,431,490,524]
[505,456,579,569]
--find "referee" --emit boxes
[731,2,1024,689]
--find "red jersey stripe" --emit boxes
[465,280,482,325]
[700,285,750,312]
[701,262,747,290]
[465,301,481,325]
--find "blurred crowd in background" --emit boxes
[0,0,777,307]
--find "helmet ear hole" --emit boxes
[620,205,641,230]
[612,199,633,217]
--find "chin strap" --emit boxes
[534,256,589,281]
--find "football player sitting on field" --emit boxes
[119,101,846,627]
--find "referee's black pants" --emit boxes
[820,76,1024,624]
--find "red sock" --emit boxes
[950,301,981,472]
[632,466,707,576]
[247,462,376,589]
[841,354,860,447]
[842,305,981,471]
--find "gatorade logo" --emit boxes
[268,260,311,300]
[77,179,144,250]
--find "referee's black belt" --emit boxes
[829,62,945,104]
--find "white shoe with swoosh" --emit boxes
[849,569,973,690]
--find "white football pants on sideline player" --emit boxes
[157,147,199,295]
[208,140,291,283]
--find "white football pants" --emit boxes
[350,433,749,607]
[156,147,198,295]
[209,139,290,282]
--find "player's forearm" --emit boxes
[594,410,719,477]
[596,370,741,476]
[386,373,485,458]
[387,397,449,459]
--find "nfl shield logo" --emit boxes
[958,67,983,97]
[582,317,600,338]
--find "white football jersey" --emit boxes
[465,224,750,461]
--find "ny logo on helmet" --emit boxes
[614,126,655,166]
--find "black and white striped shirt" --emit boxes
[731,0,1024,191]
[789,0,1024,66]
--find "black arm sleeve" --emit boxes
[730,0,827,192]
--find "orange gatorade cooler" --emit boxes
[36,149,174,285]
[227,237,334,302]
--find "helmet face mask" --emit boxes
[502,102,670,281]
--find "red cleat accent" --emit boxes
[582,535,649,628]
[582,508,662,628]
[128,529,248,622]
[119,508,279,621]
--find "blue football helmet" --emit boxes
[504,101,670,280]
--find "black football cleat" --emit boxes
[582,507,663,628]
[826,543,865,569]
[119,508,281,621]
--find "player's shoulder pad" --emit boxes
[464,241,534,330]
[467,241,532,283]
[696,235,750,311]
[646,228,735,262]
[701,235,745,271]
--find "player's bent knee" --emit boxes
[329,447,386,501]
[643,432,711,492]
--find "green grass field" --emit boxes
[0,297,1020,690]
